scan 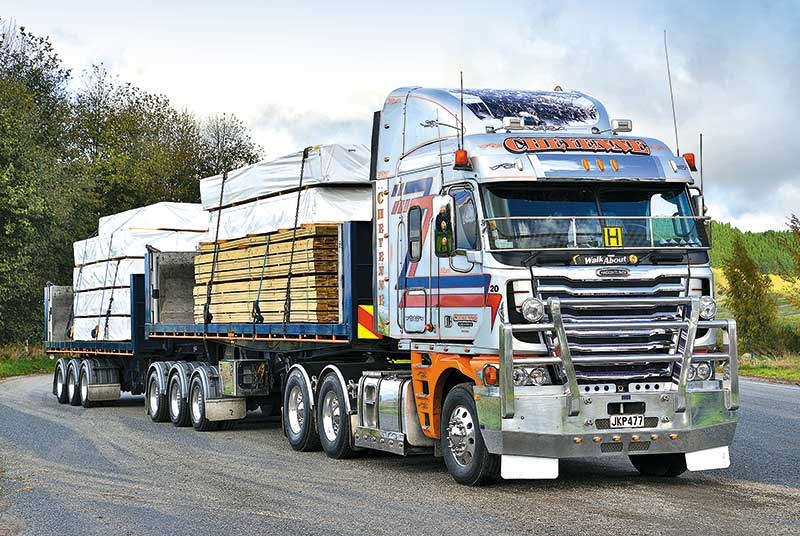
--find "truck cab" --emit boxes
[372,87,738,483]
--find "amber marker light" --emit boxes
[610,159,619,171]
[573,437,583,444]
[581,158,590,171]
[669,433,679,440]
[482,365,498,386]
[596,159,605,171]
[683,152,697,171]
[592,437,602,443]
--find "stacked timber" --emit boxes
[71,202,208,341]
[193,225,340,323]
[195,144,374,325]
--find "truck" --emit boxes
[45,87,739,485]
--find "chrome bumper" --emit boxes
[477,296,739,458]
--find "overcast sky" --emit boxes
[6,0,799,231]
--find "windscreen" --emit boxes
[482,183,707,251]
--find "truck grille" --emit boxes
[535,274,686,381]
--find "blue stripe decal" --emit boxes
[398,274,491,292]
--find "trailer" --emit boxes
[46,87,739,485]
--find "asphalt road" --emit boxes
[0,375,798,536]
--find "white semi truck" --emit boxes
[46,87,738,485]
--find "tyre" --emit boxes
[441,383,500,486]
[629,453,687,477]
[316,373,354,459]
[282,369,320,452]
[168,374,191,427]
[67,363,81,406]
[189,375,217,431]
[79,367,94,408]
[146,370,169,423]
[54,362,69,404]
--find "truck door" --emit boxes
[433,186,485,341]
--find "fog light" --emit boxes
[696,361,713,381]
[687,364,697,381]
[521,297,545,323]
[698,296,716,320]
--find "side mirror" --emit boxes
[692,194,705,218]
[433,194,457,257]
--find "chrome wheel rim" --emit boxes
[148,377,159,416]
[67,370,75,400]
[80,372,88,402]
[287,385,305,435]
[321,390,341,443]
[56,369,64,397]
[446,405,476,467]
[190,383,202,423]
[169,380,181,419]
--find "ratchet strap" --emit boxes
[282,146,312,331]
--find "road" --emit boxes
[0,375,798,536]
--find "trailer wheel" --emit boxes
[168,374,190,427]
[441,383,500,486]
[629,453,687,477]
[67,363,81,406]
[146,370,169,422]
[79,368,94,408]
[317,373,355,459]
[283,369,320,452]
[189,375,216,432]
[54,362,69,404]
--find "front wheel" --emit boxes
[629,453,687,477]
[441,383,500,486]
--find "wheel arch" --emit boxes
[318,364,352,414]
[287,364,315,409]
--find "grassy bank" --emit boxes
[0,345,52,380]
[739,354,800,383]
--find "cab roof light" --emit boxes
[683,152,697,171]
[454,148,471,170]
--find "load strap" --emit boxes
[282,146,312,331]
[203,169,229,355]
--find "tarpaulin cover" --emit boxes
[72,288,131,318]
[207,186,372,241]
[74,229,208,266]
[73,259,143,291]
[200,144,370,210]
[98,202,209,236]
[72,316,131,341]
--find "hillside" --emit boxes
[708,221,796,273]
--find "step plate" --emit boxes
[354,426,406,455]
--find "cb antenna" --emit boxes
[664,29,680,155]
[459,71,465,149]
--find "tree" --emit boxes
[721,235,778,354]
[201,113,262,176]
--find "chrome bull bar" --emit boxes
[499,296,739,419]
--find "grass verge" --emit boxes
[0,344,52,380]
[739,354,800,383]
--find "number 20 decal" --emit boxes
[489,285,499,293]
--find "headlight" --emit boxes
[520,297,545,323]
[686,364,697,381]
[695,361,713,381]
[512,366,551,386]
[698,296,716,320]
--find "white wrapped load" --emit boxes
[207,186,372,241]
[72,288,131,317]
[74,229,208,265]
[73,259,143,291]
[200,144,370,210]
[72,316,131,341]
[98,202,208,236]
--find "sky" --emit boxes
[5,0,799,231]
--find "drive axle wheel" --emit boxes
[441,383,500,486]
[282,369,320,452]
[146,370,169,423]
[317,374,354,459]
[168,374,190,427]
[629,453,687,477]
